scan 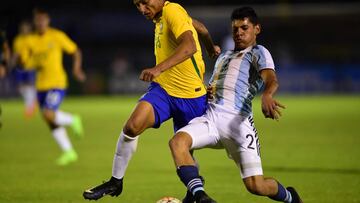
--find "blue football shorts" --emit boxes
[37,89,66,110]
[12,67,36,85]
[139,82,207,132]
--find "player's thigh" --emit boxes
[138,82,172,129]
[171,94,207,132]
[223,115,263,178]
[124,101,156,135]
[177,116,221,150]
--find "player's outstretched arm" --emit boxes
[0,39,10,78]
[140,30,197,82]
[260,69,285,120]
[192,19,221,59]
[72,48,86,82]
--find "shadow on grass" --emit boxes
[265,166,360,175]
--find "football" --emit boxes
[156,196,181,203]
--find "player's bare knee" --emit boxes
[42,109,55,123]
[169,132,192,152]
[123,121,143,137]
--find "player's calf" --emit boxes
[243,175,299,203]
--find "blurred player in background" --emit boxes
[169,7,303,203]
[0,30,10,78]
[83,0,220,202]
[20,8,86,166]
[12,20,37,118]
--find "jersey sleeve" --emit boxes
[255,45,275,71]
[57,31,77,54]
[163,3,193,39]
[13,36,23,54]
[14,36,33,69]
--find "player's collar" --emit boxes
[153,1,169,23]
[234,44,256,53]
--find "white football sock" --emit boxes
[54,110,74,126]
[52,127,73,152]
[112,131,138,179]
[19,85,36,108]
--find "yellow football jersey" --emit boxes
[22,28,77,91]
[153,1,206,98]
[13,34,31,63]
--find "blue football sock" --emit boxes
[177,165,204,195]
[269,182,292,202]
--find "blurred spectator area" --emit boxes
[1,1,360,95]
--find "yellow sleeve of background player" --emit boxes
[13,36,23,54]
[57,30,77,54]
[163,3,193,39]
[14,36,34,70]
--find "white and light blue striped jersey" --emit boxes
[209,45,275,116]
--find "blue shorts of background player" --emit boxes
[12,67,36,85]
[37,89,66,110]
[139,82,207,132]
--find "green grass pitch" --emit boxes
[1,95,360,203]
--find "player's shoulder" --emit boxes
[252,44,271,54]
[14,34,25,44]
[48,28,66,36]
[19,32,36,44]
[251,44,272,58]
[163,1,186,15]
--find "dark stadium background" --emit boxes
[1,0,360,95]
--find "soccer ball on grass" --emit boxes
[156,196,181,203]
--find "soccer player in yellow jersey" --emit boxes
[21,8,86,166]
[12,20,38,118]
[83,0,219,202]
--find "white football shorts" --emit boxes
[176,103,263,178]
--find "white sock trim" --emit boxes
[285,190,292,203]
[122,133,137,141]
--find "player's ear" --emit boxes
[255,24,261,35]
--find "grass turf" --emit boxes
[0,95,360,203]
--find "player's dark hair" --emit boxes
[231,7,259,25]
[33,7,49,16]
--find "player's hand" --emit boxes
[207,85,214,101]
[261,93,285,121]
[208,45,221,59]
[139,67,161,82]
[73,69,86,82]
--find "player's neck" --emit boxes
[37,28,48,35]
[234,42,256,51]
[153,1,165,22]
[153,10,163,22]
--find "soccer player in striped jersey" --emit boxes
[21,8,86,166]
[169,7,303,203]
[83,0,219,202]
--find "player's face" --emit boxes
[133,0,164,20]
[232,18,260,50]
[34,13,50,34]
[20,22,32,35]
